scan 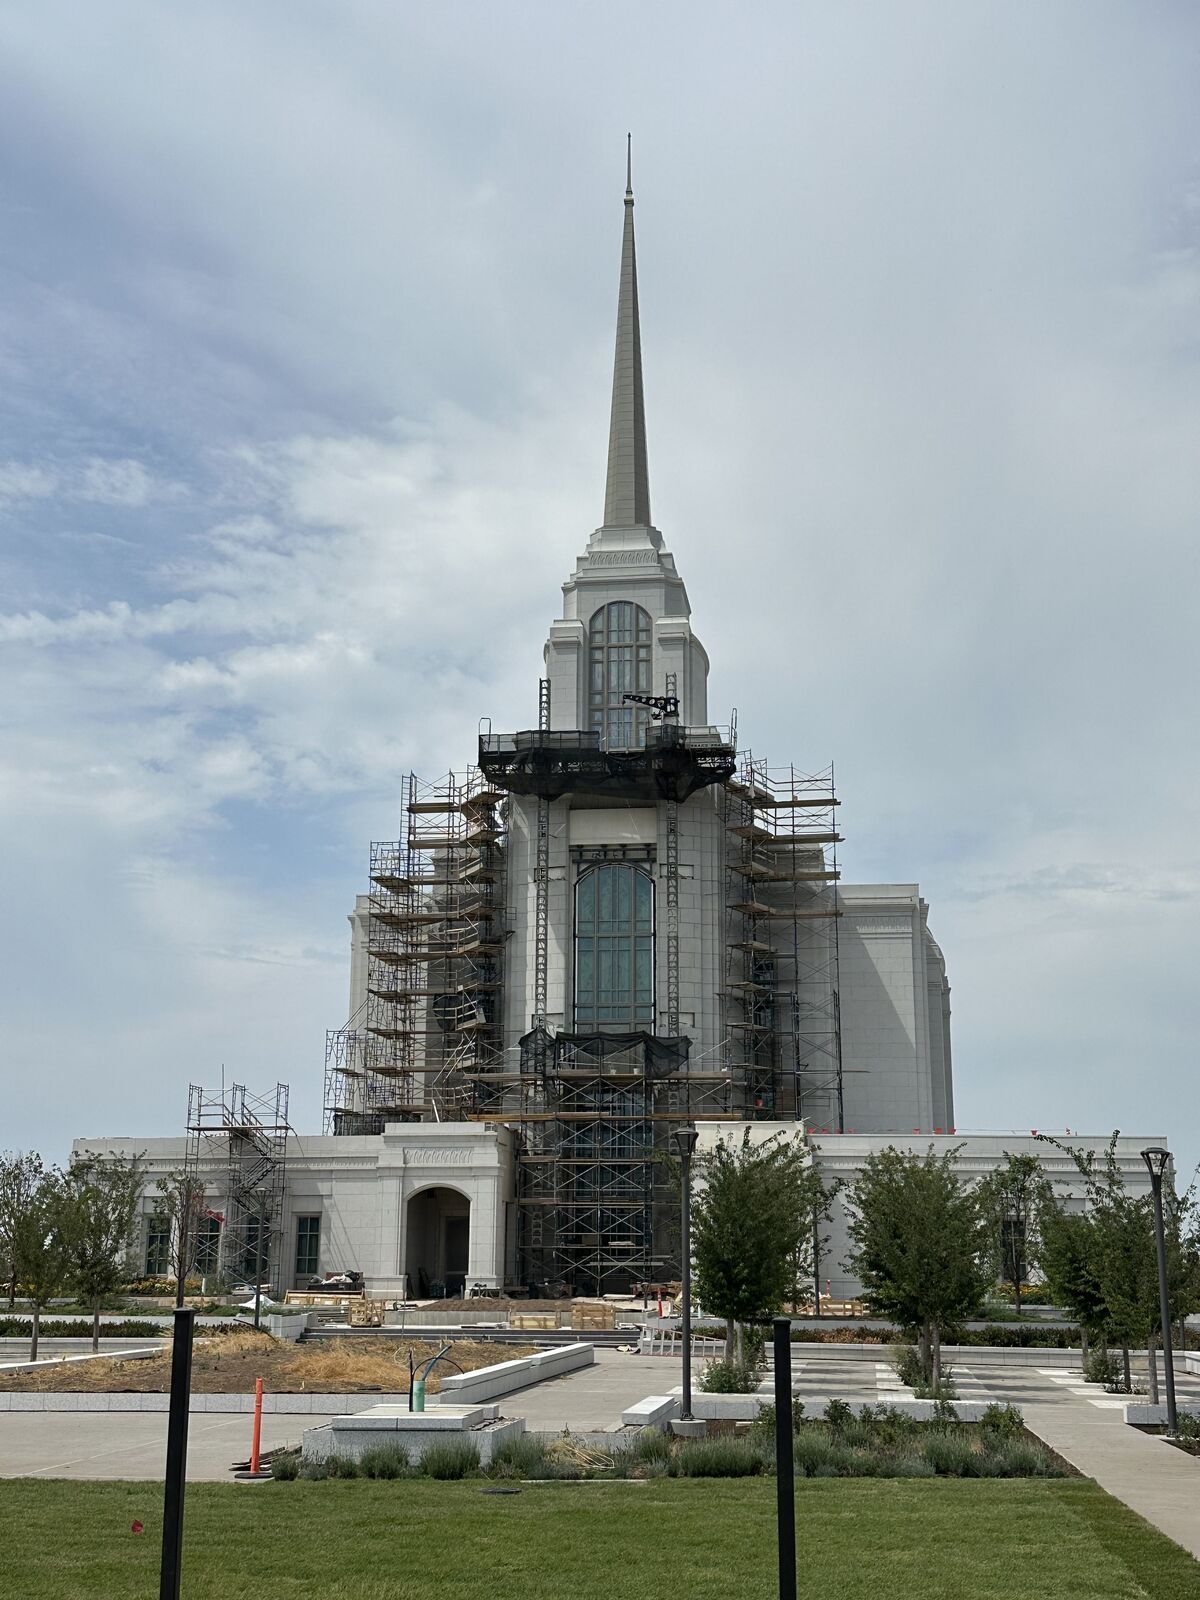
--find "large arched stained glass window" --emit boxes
[588,601,652,749]
[574,864,655,1031]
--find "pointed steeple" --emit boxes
[602,135,652,529]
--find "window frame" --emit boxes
[145,1214,172,1278]
[587,601,653,749]
[295,1214,321,1280]
[195,1216,221,1277]
[572,862,655,1032]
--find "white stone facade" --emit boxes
[74,1125,515,1297]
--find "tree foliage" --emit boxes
[153,1169,208,1306]
[844,1145,992,1382]
[0,1151,46,1307]
[690,1130,831,1360]
[1037,1132,1200,1394]
[976,1151,1058,1313]
[1,1152,73,1358]
[59,1153,145,1351]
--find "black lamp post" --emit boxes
[673,1125,699,1421]
[1141,1146,1178,1436]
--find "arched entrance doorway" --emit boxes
[405,1186,471,1298]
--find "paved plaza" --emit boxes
[7,1344,1200,1491]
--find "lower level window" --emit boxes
[145,1216,171,1277]
[195,1217,220,1276]
[295,1215,321,1279]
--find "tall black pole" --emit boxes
[1150,1174,1178,1435]
[680,1146,693,1420]
[773,1317,796,1600]
[160,1306,195,1600]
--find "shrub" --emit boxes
[322,1453,359,1479]
[634,1427,673,1464]
[421,1440,481,1480]
[922,1434,980,1477]
[269,1450,299,1481]
[986,1442,1052,1478]
[979,1403,1025,1440]
[299,1461,328,1481]
[792,1431,837,1477]
[0,1318,164,1339]
[889,1450,937,1478]
[854,1404,920,1446]
[358,1444,409,1480]
[677,1438,764,1478]
[822,1398,854,1434]
[892,1346,925,1388]
[699,1359,760,1394]
[1083,1349,1120,1386]
[487,1436,551,1480]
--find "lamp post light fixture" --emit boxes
[1141,1146,1178,1436]
[673,1124,700,1422]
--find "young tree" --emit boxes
[153,1169,208,1307]
[690,1129,818,1363]
[844,1145,992,1384]
[0,1151,46,1307]
[794,1154,841,1315]
[60,1153,145,1351]
[10,1168,70,1360]
[1039,1207,1108,1364]
[976,1151,1058,1315]
[1038,1133,1200,1395]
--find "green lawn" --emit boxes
[1,1477,1197,1599]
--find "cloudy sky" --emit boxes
[2,3,1198,1174]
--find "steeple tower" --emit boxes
[602,135,651,529]
[544,149,710,735]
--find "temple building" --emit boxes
[72,166,1160,1301]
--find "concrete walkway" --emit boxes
[488,1347,681,1431]
[0,1411,337,1481]
[1024,1401,1200,1559]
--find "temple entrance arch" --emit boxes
[405,1185,471,1298]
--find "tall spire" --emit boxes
[602,135,652,528]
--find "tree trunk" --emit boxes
[1012,1276,1021,1318]
[724,1318,735,1363]
[1147,1332,1159,1405]
[734,1321,746,1367]
[918,1323,932,1385]
[175,1265,186,1310]
[92,1301,101,1355]
[30,1302,40,1363]
[1079,1326,1089,1368]
[932,1325,942,1387]
[1122,1344,1131,1394]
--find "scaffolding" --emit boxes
[324,767,507,1131]
[185,1081,290,1289]
[723,759,844,1128]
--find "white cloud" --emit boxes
[0,462,56,500]
[77,456,154,506]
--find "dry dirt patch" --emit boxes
[0,1333,538,1394]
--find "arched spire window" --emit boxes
[588,601,652,749]
[574,864,655,1031]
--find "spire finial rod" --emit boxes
[626,132,632,199]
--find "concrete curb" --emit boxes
[0,1392,410,1413]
